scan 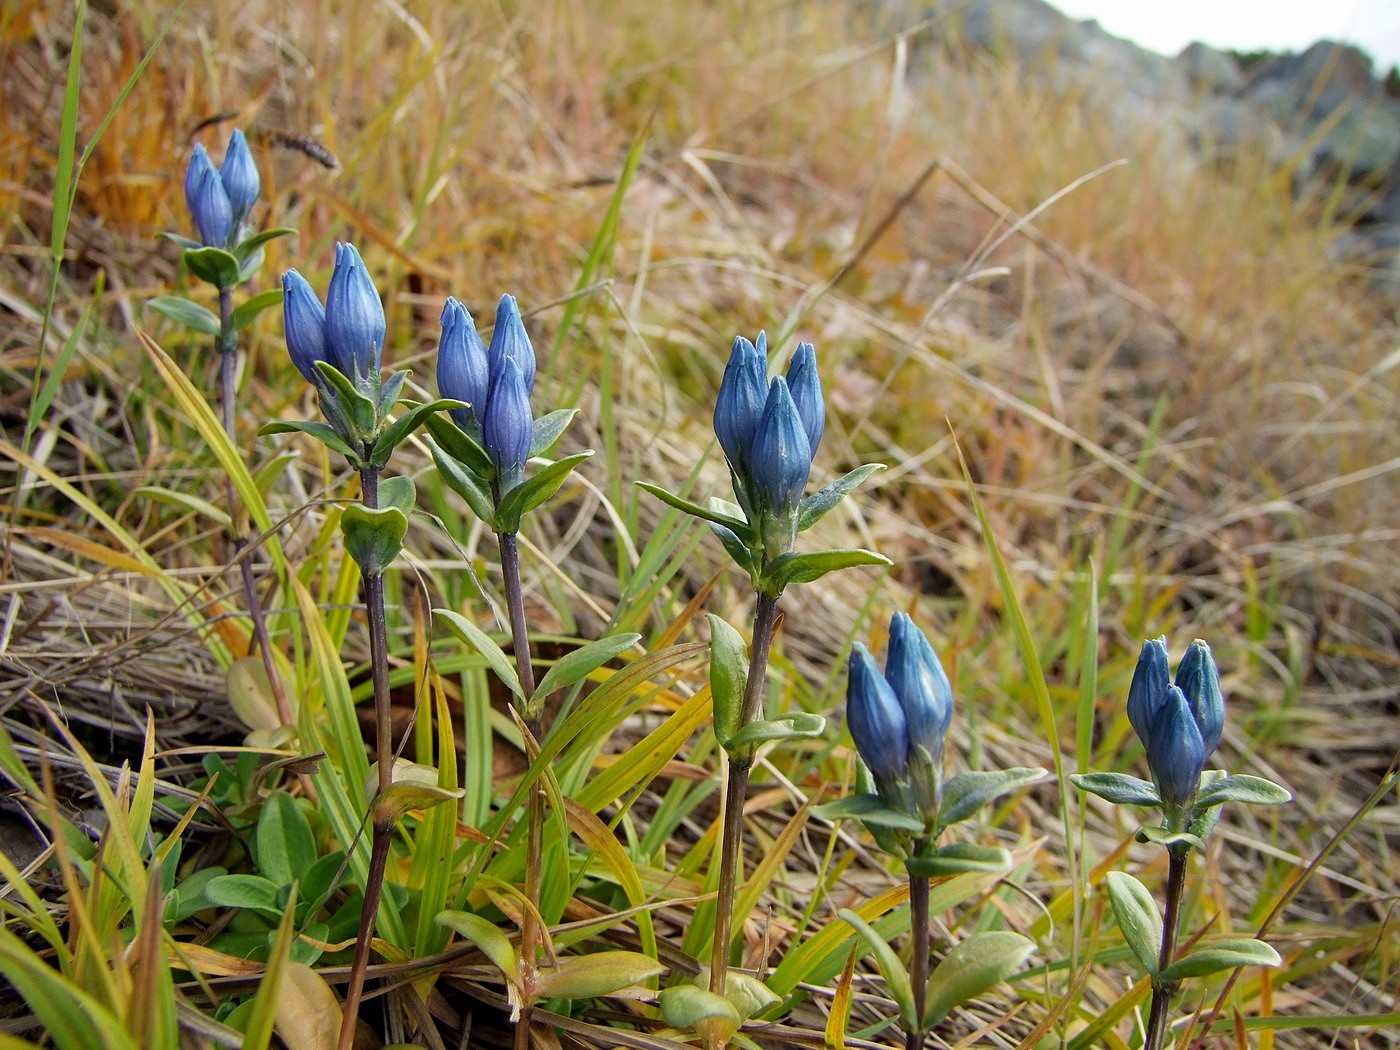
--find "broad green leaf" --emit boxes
[435,609,524,701]
[1160,938,1282,981]
[159,232,202,251]
[658,987,741,1045]
[1137,825,1206,853]
[184,245,240,290]
[1194,774,1292,810]
[429,438,498,527]
[531,632,641,702]
[259,419,359,461]
[922,931,1035,1027]
[725,712,826,752]
[1105,871,1162,977]
[237,247,265,284]
[495,450,595,533]
[797,463,884,531]
[837,908,917,1028]
[255,791,317,887]
[532,952,665,1001]
[369,399,463,469]
[529,408,578,457]
[229,289,284,333]
[707,613,748,747]
[698,970,781,1019]
[299,852,347,913]
[436,911,521,985]
[135,484,232,528]
[635,481,753,541]
[1070,771,1161,808]
[203,874,284,921]
[938,767,1048,828]
[377,370,408,419]
[145,295,219,336]
[340,504,408,577]
[812,792,924,832]
[424,412,494,478]
[760,547,890,593]
[377,474,417,517]
[371,781,465,825]
[907,842,1011,877]
[233,227,296,266]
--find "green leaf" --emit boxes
[725,711,826,752]
[369,399,463,469]
[531,632,641,702]
[635,481,753,542]
[378,369,408,419]
[658,987,741,1045]
[533,951,665,1001]
[1137,825,1206,852]
[709,522,756,577]
[837,908,917,1028]
[529,408,578,457]
[707,614,748,747]
[428,437,498,528]
[707,971,780,1019]
[314,360,376,436]
[494,451,594,533]
[377,474,417,517]
[797,463,885,531]
[255,791,317,887]
[184,245,241,290]
[258,419,359,461]
[228,289,284,333]
[372,780,466,825]
[434,609,524,701]
[424,412,494,477]
[135,484,232,527]
[145,295,219,336]
[1070,771,1161,807]
[202,874,283,921]
[159,231,202,252]
[922,931,1035,1027]
[299,851,347,913]
[1194,774,1292,809]
[813,792,925,832]
[908,842,1011,877]
[233,227,296,266]
[759,547,891,593]
[938,767,1048,828]
[436,910,521,986]
[236,247,265,285]
[1160,938,1282,981]
[340,504,408,577]
[1104,871,1163,977]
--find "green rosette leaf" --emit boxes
[341,503,408,577]
[1070,771,1162,808]
[937,767,1048,829]
[797,463,884,532]
[494,451,594,534]
[146,295,219,337]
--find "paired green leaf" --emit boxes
[658,987,741,1045]
[707,614,748,747]
[259,419,359,461]
[229,289,284,333]
[529,408,578,457]
[495,451,594,533]
[837,908,917,1028]
[233,227,296,267]
[922,931,1035,1026]
[436,910,521,986]
[369,399,463,469]
[759,547,890,593]
[938,767,1047,829]
[314,361,375,437]
[725,711,826,752]
[1160,938,1282,981]
[1194,774,1292,809]
[797,463,884,531]
[429,438,497,526]
[531,632,641,702]
[1070,771,1161,807]
[435,610,524,701]
[1104,871,1163,977]
[812,792,925,832]
[145,295,218,336]
[183,246,240,290]
[907,842,1012,877]
[532,952,665,1001]
[341,504,408,577]
[636,481,753,541]
[425,413,494,478]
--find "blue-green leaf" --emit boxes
[760,547,890,593]
[229,289,284,333]
[531,632,641,702]
[435,609,524,701]
[1070,771,1161,808]
[495,451,594,533]
[797,463,884,532]
[1160,938,1281,981]
[938,767,1048,828]
[922,931,1035,1027]
[1105,871,1162,977]
[1194,774,1292,810]
[529,408,578,457]
[146,295,219,336]
[724,712,825,752]
[341,504,408,577]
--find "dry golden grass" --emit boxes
[2,0,1398,1045]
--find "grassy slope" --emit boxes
[1,0,1397,1045]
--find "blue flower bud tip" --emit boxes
[487,293,536,396]
[483,355,533,491]
[846,643,909,784]
[219,128,260,224]
[713,334,769,472]
[784,339,824,456]
[324,241,386,380]
[438,296,490,429]
[1126,635,1227,808]
[749,377,812,515]
[184,144,233,249]
[885,612,953,757]
[1148,685,1206,806]
[282,269,328,386]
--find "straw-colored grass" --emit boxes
[2,0,1397,1047]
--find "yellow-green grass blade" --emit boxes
[562,797,658,960]
[240,884,298,1050]
[409,670,460,957]
[0,927,140,1050]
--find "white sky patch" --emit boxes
[1048,0,1400,70]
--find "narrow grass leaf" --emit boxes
[240,884,298,1050]
[132,486,232,528]
[0,928,139,1050]
[563,798,657,958]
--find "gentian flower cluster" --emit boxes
[714,334,822,558]
[183,129,260,249]
[282,243,385,395]
[1126,638,1225,813]
[846,613,954,832]
[437,295,536,496]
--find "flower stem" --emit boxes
[337,467,395,1050]
[1144,846,1190,1050]
[498,529,541,1050]
[709,592,780,1001]
[906,859,930,1050]
[216,285,293,728]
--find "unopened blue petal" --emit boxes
[846,643,909,784]
[1175,639,1225,760]
[281,269,327,385]
[1126,637,1171,751]
[749,377,812,515]
[784,341,824,456]
[486,294,536,396]
[885,612,953,760]
[324,242,385,379]
[437,297,490,430]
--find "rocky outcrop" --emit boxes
[901,0,1400,287]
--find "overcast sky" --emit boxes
[1048,0,1400,70]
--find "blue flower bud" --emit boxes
[784,341,824,456]
[713,335,768,474]
[184,144,233,248]
[749,377,812,518]
[1146,685,1206,807]
[437,297,490,431]
[281,269,328,386]
[486,294,536,396]
[1174,640,1224,760]
[846,643,909,787]
[483,356,532,494]
[219,129,260,231]
[885,613,953,766]
[324,242,385,381]
[1126,637,1171,751]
